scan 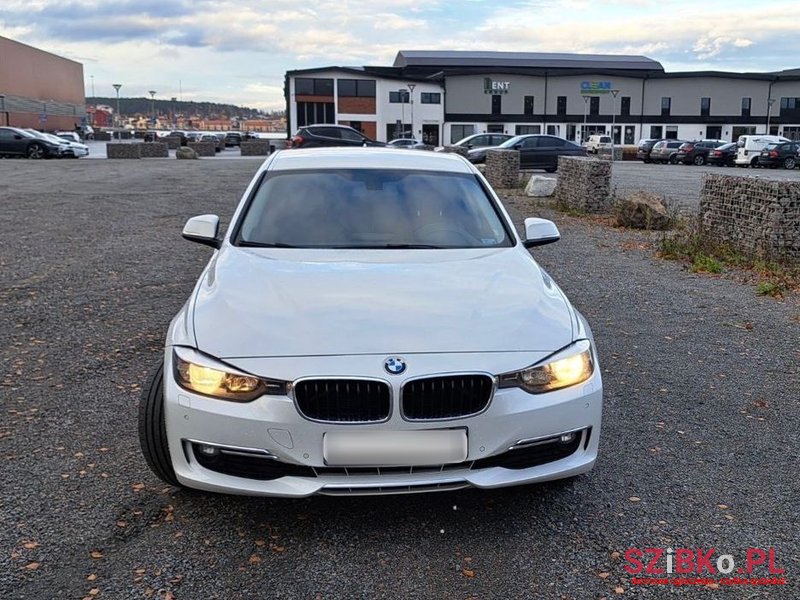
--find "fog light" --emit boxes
[198,444,220,456]
[560,432,576,444]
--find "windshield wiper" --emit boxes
[238,241,297,248]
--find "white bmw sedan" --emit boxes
[139,147,602,497]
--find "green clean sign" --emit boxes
[580,81,613,94]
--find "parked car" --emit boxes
[138,147,603,497]
[224,132,243,147]
[674,140,727,165]
[0,127,63,159]
[706,142,738,167]
[648,140,686,164]
[387,138,428,149]
[451,133,513,150]
[757,141,799,169]
[735,134,791,167]
[55,131,82,144]
[200,134,223,152]
[289,124,385,149]
[583,135,612,154]
[476,134,585,171]
[636,138,663,163]
[37,131,89,158]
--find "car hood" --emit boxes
[191,247,574,358]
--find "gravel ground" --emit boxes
[610,161,800,214]
[1,159,798,599]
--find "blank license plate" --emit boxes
[323,429,467,466]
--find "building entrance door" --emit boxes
[706,126,722,139]
[422,124,439,145]
[624,126,635,144]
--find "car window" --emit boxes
[668,142,682,148]
[519,137,539,149]
[236,169,513,249]
[340,129,365,142]
[600,137,611,143]
[314,127,341,139]
[0,129,14,141]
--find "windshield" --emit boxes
[235,169,513,249]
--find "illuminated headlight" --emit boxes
[498,340,594,394]
[173,348,286,401]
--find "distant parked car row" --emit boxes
[636,135,799,169]
[0,127,89,159]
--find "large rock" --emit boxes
[616,191,671,230]
[525,175,557,197]
[176,146,199,160]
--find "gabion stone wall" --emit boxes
[106,144,140,159]
[442,145,468,158]
[552,156,611,213]
[164,136,183,150]
[187,142,216,157]
[485,149,520,189]
[240,141,270,156]
[139,143,168,158]
[700,173,800,260]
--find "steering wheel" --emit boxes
[413,222,483,246]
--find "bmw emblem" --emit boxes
[384,357,407,375]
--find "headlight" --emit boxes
[173,349,286,401]
[498,340,594,394]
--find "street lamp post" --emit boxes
[407,83,416,139]
[89,75,96,126]
[112,84,122,140]
[0,95,6,126]
[766,98,776,134]
[610,89,620,161]
[399,89,405,138]
[581,95,590,143]
[149,90,157,127]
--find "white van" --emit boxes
[584,134,612,154]
[735,134,790,166]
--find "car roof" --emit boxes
[269,147,474,173]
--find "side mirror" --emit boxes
[182,214,221,248]
[466,144,473,149]
[523,218,560,248]
[513,142,523,150]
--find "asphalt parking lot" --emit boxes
[1,159,798,599]
[610,161,800,213]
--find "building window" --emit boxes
[337,79,375,97]
[557,96,567,116]
[450,124,475,144]
[524,96,534,115]
[665,125,679,139]
[420,92,441,104]
[661,97,671,117]
[620,96,631,116]
[741,97,751,117]
[389,90,409,103]
[589,96,599,116]
[295,78,334,96]
[780,97,800,110]
[701,97,711,117]
[296,102,335,127]
[492,95,502,115]
[515,125,541,135]
[650,125,663,139]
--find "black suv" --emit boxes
[674,140,727,165]
[758,141,799,169]
[0,127,63,159]
[290,124,385,149]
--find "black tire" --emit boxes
[27,143,45,159]
[750,157,759,168]
[544,166,557,173]
[138,362,181,486]
[784,157,796,170]
[669,155,678,164]
[693,154,705,166]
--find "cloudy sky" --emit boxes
[2,0,799,111]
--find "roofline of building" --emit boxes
[0,35,82,67]
[286,66,432,83]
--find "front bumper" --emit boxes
[162,349,603,497]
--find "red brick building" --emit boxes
[0,35,86,130]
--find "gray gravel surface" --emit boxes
[1,159,798,599]
[611,161,800,213]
